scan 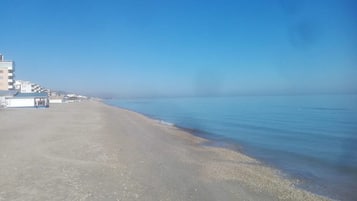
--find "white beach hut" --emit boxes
[6,92,49,108]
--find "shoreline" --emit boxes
[104,101,324,194]
[103,96,357,201]
[0,100,330,200]
[103,101,332,200]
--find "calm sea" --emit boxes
[106,95,357,200]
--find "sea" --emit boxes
[105,94,357,200]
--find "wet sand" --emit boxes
[0,101,330,201]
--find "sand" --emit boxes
[0,101,330,201]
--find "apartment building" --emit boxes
[14,80,48,93]
[0,54,15,90]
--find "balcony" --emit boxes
[0,61,14,70]
[8,72,13,77]
[8,79,14,83]
[8,85,14,90]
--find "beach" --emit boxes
[0,101,329,201]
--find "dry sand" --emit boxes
[0,101,330,201]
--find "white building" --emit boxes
[0,54,15,91]
[0,90,17,107]
[14,80,48,93]
[14,80,32,93]
[5,92,49,108]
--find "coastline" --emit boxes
[105,100,336,200]
[0,100,330,200]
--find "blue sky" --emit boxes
[0,0,356,97]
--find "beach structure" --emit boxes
[5,92,49,108]
[0,54,15,91]
[49,95,64,104]
[0,90,17,107]
[47,91,65,103]
[64,94,88,103]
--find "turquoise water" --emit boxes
[106,95,357,200]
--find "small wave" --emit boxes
[158,120,175,126]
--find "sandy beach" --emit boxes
[0,101,330,201]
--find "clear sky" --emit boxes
[0,0,356,97]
